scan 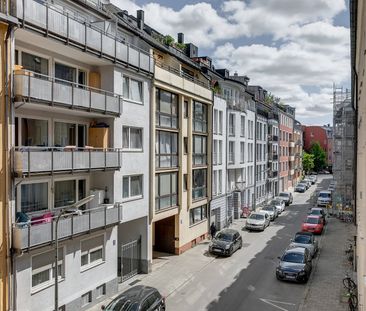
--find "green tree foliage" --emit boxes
[302,152,315,174]
[309,142,326,172]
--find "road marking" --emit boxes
[259,298,296,311]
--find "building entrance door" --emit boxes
[120,237,141,282]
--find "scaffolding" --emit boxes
[332,85,355,213]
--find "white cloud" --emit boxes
[111,0,349,122]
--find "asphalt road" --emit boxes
[167,175,332,311]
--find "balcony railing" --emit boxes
[14,70,123,116]
[13,203,122,251]
[15,147,121,176]
[12,0,154,73]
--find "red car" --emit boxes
[301,215,324,234]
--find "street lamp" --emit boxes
[54,195,95,311]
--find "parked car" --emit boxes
[309,175,317,184]
[308,207,326,225]
[328,184,336,192]
[317,190,332,207]
[289,232,319,258]
[271,198,285,213]
[278,192,293,206]
[298,181,309,190]
[245,212,270,231]
[301,215,324,234]
[209,228,242,256]
[261,205,278,220]
[295,184,306,193]
[101,285,165,311]
[303,178,312,187]
[276,247,313,283]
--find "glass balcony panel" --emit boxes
[129,48,139,68]
[102,34,115,57]
[87,27,101,51]
[48,9,67,37]
[69,19,85,44]
[116,42,128,63]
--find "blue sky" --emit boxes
[117,0,351,125]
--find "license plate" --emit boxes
[213,248,223,252]
[286,274,296,279]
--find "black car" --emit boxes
[276,247,312,283]
[209,228,242,256]
[101,285,165,311]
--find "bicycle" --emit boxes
[343,275,358,310]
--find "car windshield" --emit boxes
[319,193,330,198]
[310,210,322,215]
[294,235,312,244]
[105,297,139,311]
[279,193,288,197]
[249,214,264,220]
[282,252,305,263]
[215,232,233,242]
[271,200,280,205]
[306,217,320,224]
[262,206,273,211]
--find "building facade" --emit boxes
[293,121,303,184]
[268,112,280,197]
[10,0,153,309]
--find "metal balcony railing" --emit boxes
[14,147,122,176]
[14,70,123,115]
[12,0,154,73]
[13,203,123,251]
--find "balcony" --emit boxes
[289,156,295,161]
[14,70,123,116]
[268,135,279,142]
[155,64,212,101]
[289,169,295,175]
[12,0,154,73]
[289,141,295,148]
[269,171,278,178]
[13,203,122,251]
[269,153,278,161]
[14,147,121,176]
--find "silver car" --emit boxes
[271,198,285,214]
[261,205,278,220]
[245,212,270,231]
[288,232,319,257]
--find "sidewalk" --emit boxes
[298,216,356,311]
[88,218,247,311]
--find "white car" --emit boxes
[245,212,270,231]
[271,198,285,214]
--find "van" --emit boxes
[317,190,332,207]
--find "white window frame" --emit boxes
[122,126,143,151]
[31,247,65,294]
[80,234,105,272]
[53,57,89,87]
[122,174,143,202]
[123,75,144,104]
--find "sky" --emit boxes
[113,0,351,125]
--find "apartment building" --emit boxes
[293,121,303,184]
[278,105,295,191]
[268,111,280,196]
[9,1,154,310]
[211,95,227,229]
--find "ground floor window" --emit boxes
[190,204,207,226]
[81,235,105,270]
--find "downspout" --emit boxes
[253,106,257,210]
[352,66,358,227]
[225,104,228,225]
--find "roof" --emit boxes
[220,228,238,235]
[307,214,322,219]
[319,190,331,194]
[285,247,306,254]
[295,231,314,236]
[119,285,157,300]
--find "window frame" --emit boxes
[122,175,143,201]
[156,88,179,129]
[123,75,144,104]
[193,101,208,133]
[192,169,207,200]
[155,130,178,168]
[155,172,178,212]
[80,235,105,272]
[193,134,207,166]
[189,204,207,226]
[122,126,143,151]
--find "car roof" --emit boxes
[279,192,290,195]
[220,228,238,235]
[250,212,263,216]
[311,207,323,210]
[285,247,306,254]
[307,214,321,219]
[319,190,331,194]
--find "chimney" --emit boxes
[137,10,144,30]
[178,33,184,44]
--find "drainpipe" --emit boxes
[225,104,229,225]
[352,65,358,227]
[253,106,257,210]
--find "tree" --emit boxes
[309,142,326,172]
[302,152,315,174]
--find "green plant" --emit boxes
[163,35,175,46]
[212,84,222,95]
[302,152,315,174]
[309,142,326,172]
[174,42,186,51]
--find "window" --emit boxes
[123,76,143,103]
[55,62,76,84]
[193,101,207,133]
[81,235,104,269]
[192,169,207,200]
[229,114,235,136]
[218,170,222,194]
[213,170,217,196]
[54,122,76,147]
[123,175,143,200]
[123,127,143,150]
[218,111,223,134]
[32,248,64,292]
[229,142,235,164]
[218,140,223,165]
[193,135,207,165]
[20,118,48,147]
[184,100,189,118]
[156,88,178,128]
[155,172,178,211]
[213,140,218,165]
[21,51,49,76]
[240,142,245,163]
[155,131,178,168]
[241,116,245,137]
[213,109,218,134]
[54,180,76,208]
[21,182,48,213]
[81,292,92,307]
[183,174,188,191]
[189,204,207,225]
[96,284,106,298]
[184,137,188,154]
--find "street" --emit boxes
[166,176,332,311]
